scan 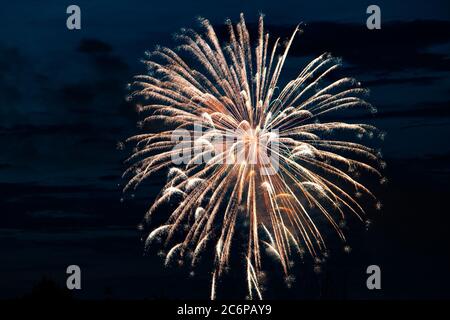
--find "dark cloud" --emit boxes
[41,39,133,117]
[0,182,105,197]
[387,153,450,177]
[91,55,129,73]
[0,163,13,170]
[324,100,450,122]
[399,120,450,130]
[75,38,129,73]
[2,38,134,122]
[422,152,450,164]
[77,38,113,54]
[0,46,27,78]
[361,100,450,120]
[0,46,26,109]
[0,181,135,229]
[215,20,450,73]
[364,75,442,87]
[0,123,122,136]
[98,174,120,181]
[60,83,95,105]
[28,210,97,220]
[295,20,450,72]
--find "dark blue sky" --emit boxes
[1,0,450,299]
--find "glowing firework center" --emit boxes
[170,121,280,175]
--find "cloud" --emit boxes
[91,55,129,73]
[75,38,129,73]
[60,83,95,105]
[222,20,450,73]
[388,152,450,177]
[0,46,28,120]
[77,38,113,54]
[362,100,450,120]
[0,227,136,242]
[0,123,119,136]
[28,210,96,220]
[0,163,13,170]
[0,181,136,230]
[301,20,450,73]
[364,76,442,87]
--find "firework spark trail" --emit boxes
[123,13,384,299]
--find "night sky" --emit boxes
[1,0,450,299]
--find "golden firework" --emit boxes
[123,13,384,299]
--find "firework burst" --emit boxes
[122,13,384,299]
